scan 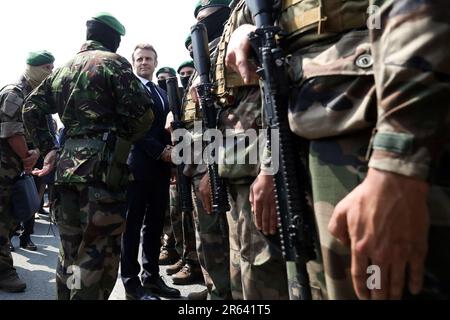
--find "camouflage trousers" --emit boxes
[0,185,17,279]
[227,182,289,300]
[169,184,198,263]
[162,203,175,250]
[54,183,126,300]
[308,130,450,299]
[162,185,177,253]
[191,174,231,299]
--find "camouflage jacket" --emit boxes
[368,0,450,181]
[214,0,263,182]
[0,77,33,183]
[180,38,221,178]
[233,0,450,181]
[181,11,264,181]
[23,40,154,185]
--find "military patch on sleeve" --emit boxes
[1,92,23,118]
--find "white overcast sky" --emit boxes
[0,0,197,85]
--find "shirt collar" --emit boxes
[136,75,165,109]
[136,75,153,87]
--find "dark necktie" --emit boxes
[146,81,164,112]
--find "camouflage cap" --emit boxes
[156,67,177,77]
[177,60,195,74]
[91,12,126,36]
[194,0,232,18]
[26,50,55,66]
[185,35,192,50]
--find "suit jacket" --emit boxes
[128,80,171,181]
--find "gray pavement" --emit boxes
[0,213,206,300]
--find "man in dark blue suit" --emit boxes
[121,43,180,300]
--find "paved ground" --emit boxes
[0,212,206,300]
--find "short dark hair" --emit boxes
[131,43,158,62]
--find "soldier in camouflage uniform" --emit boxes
[178,0,234,300]
[204,0,289,299]
[166,60,203,285]
[156,66,183,266]
[166,181,203,285]
[178,60,195,90]
[23,13,154,300]
[0,51,54,293]
[166,183,184,269]
[159,177,182,266]
[156,67,177,95]
[225,0,450,299]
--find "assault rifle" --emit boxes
[246,0,317,300]
[166,76,194,213]
[191,23,230,215]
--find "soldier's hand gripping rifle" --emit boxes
[191,23,230,215]
[166,77,194,214]
[246,0,316,300]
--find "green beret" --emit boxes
[185,35,192,50]
[26,50,55,66]
[194,0,232,18]
[156,67,176,78]
[177,61,195,74]
[91,12,126,36]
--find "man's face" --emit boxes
[133,48,158,80]
[179,67,195,78]
[157,72,172,81]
